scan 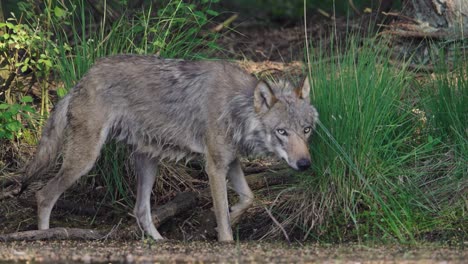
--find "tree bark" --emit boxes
[0,0,5,23]
[385,0,467,68]
[403,0,468,35]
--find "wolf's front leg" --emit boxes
[228,158,254,226]
[134,153,164,240]
[205,148,234,242]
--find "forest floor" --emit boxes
[0,240,466,263]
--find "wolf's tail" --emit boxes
[21,95,71,189]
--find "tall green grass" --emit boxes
[417,49,467,241]
[424,49,467,160]
[270,37,466,243]
[55,0,219,94]
[310,37,425,242]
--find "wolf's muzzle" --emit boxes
[296,158,311,171]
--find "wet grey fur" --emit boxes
[25,55,318,242]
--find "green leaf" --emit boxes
[44,60,53,68]
[21,96,33,103]
[3,33,10,39]
[0,104,10,110]
[9,104,20,114]
[6,121,21,132]
[57,88,68,98]
[54,6,66,18]
[21,105,35,113]
[194,11,207,19]
[193,11,207,24]
[2,111,13,119]
[206,9,219,16]
[5,22,15,29]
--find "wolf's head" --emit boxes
[254,77,318,171]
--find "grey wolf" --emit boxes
[24,55,319,242]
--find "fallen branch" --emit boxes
[245,168,296,190]
[243,164,289,174]
[152,191,198,227]
[0,228,105,242]
[197,168,296,201]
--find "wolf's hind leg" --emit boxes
[228,158,254,226]
[36,123,109,230]
[133,153,164,240]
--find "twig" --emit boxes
[382,12,419,24]
[263,206,290,244]
[348,0,361,16]
[210,14,238,33]
[101,218,122,241]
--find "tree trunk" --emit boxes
[402,0,468,37]
[0,0,4,23]
[385,0,467,70]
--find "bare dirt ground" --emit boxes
[0,240,466,263]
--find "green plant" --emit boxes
[415,47,468,244]
[0,0,71,121]
[424,49,467,158]
[0,96,35,140]
[54,0,220,94]
[314,38,420,242]
[267,36,467,244]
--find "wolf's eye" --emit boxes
[276,128,287,136]
[304,126,312,134]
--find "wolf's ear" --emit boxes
[254,81,277,114]
[295,76,311,103]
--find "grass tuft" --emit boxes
[267,36,467,244]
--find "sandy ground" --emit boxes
[0,240,466,263]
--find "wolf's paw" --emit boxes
[229,206,247,226]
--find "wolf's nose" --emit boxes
[296,159,311,171]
